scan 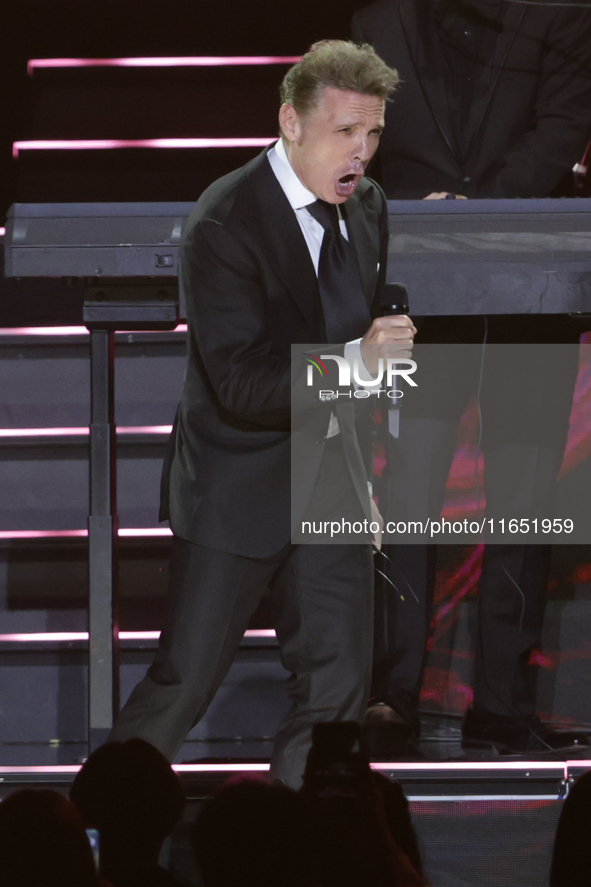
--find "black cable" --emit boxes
[373,545,420,603]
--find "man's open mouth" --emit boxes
[335,173,361,197]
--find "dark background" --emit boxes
[0,0,376,221]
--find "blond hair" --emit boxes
[280,40,399,119]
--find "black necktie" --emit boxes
[306,199,370,344]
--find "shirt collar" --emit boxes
[268,138,317,211]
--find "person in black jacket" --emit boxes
[353,0,591,200]
[108,40,414,789]
[353,0,591,755]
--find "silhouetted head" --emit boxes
[192,775,315,887]
[0,788,99,887]
[551,769,591,886]
[70,738,185,867]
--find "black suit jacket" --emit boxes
[161,147,389,557]
[352,0,591,199]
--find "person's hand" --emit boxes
[370,498,383,550]
[423,191,467,199]
[360,314,416,375]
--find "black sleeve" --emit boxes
[181,218,293,429]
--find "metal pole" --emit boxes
[88,328,119,752]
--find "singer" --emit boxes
[108,40,414,789]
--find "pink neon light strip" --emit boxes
[27,56,301,74]
[371,761,567,773]
[0,764,271,775]
[173,763,270,772]
[0,633,89,642]
[13,138,275,158]
[0,766,82,774]
[0,528,173,540]
[0,530,89,540]
[117,425,172,435]
[0,760,572,776]
[0,324,188,337]
[0,629,276,643]
[0,426,172,438]
[0,326,89,336]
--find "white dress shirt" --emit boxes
[268,138,349,273]
[267,141,377,444]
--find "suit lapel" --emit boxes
[463,3,527,165]
[400,0,461,166]
[401,0,527,171]
[245,149,326,338]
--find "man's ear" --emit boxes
[279,103,301,143]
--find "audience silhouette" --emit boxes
[70,738,186,887]
[551,768,591,887]
[192,724,427,887]
[0,787,102,887]
[300,722,427,887]
[192,774,316,887]
[0,730,430,886]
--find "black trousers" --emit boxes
[110,535,373,790]
[373,537,553,716]
[372,321,580,719]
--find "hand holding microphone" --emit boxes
[379,284,412,438]
[360,283,415,376]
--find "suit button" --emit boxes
[463,176,472,183]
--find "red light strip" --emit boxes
[0,426,172,438]
[27,56,301,74]
[13,138,276,158]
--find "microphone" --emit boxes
[380,283,409,437]
[381,282,409,318]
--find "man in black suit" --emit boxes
[109,40,414,788]
[352,0,591,754]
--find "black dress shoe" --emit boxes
[462,705,590,753]
[362,701,422,760]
